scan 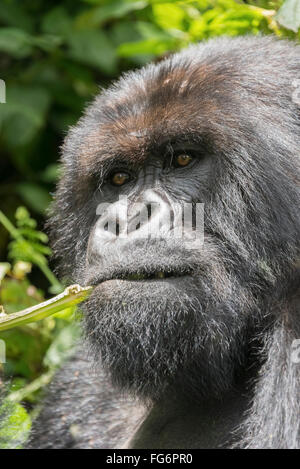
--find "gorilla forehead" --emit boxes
[78,68,221,171]
[68,35,299,177]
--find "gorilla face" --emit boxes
[83,235,251,399]
[50,37,300,401]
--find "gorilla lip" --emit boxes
[87,268,192,286]
[119,270,187,281]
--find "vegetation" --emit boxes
[0,0,299,448]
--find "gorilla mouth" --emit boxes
[88,268,193,286]
[123,271,184,281]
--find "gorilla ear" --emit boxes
[240,289,300,449]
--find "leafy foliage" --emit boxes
[0,207,62,293]
[0,209,78,448]
[0,399,31,449]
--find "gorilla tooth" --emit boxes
[156,272,165,278]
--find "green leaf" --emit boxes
[67,29,117,75]
[277,0,300,32]
[152,3,185,31]
[118,37,177,56]
[0,85,51,147]
[31,34,63,53]
[18,228,48,244]
[110,21,143,46]
[15,207,37,228]
[41,6,73,37]
[0,209,61,292]
[135,21,173,40]
[148,0,185,3]
[8,239,48,266]
[0,400,31,449]
[0,278,40,314]
[0,27,33,58]
[0,0,34,32]
[15,183,52,214]
[40,164,61,183]
[43,322,81,368]
[75,0,148,28]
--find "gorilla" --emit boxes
[28,36,299,449]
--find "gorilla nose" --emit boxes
[92,189,173,245]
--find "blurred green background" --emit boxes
[0,0,299,448]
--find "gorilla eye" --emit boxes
[174,153,193,167]
[110,171,131,186]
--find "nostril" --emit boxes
[126,196,171,237]
[146,202,161,221]
[102,219,120,236]
[131,203,156,232]
[146,203,152,219]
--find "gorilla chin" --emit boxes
[82,241,255,401]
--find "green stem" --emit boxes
[7,370,55,402]
[0,285,93,331]
[0,210,21,239]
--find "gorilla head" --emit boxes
[50,36,300,417]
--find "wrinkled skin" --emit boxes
[28,36,300,449]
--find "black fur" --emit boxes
[28,36,300,449]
